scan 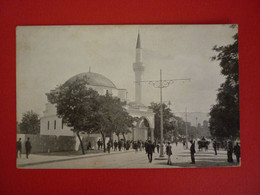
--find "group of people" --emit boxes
[16,137,32,159]
[192,139,241,164]
[227,141,241,163]
[97,139,133,153]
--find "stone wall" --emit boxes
[17,134,76,153]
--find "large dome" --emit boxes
[64,72,117,89]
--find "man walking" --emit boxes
[17,138,22,158]
[97,139,101,150]
[234,142,240,163]
[227,140,234,163]
[213,139,217,155]
[190,140,196,164]
[147,140,154,163]
[25,137,32,159]
[166,142,173,165]
[107,141,111,154]
[114,140,118,151]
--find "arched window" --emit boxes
[54,120,56,130]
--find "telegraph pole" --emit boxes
[138,69,190,158]
[185,107,189,149]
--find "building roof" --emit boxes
[64,72,117,89]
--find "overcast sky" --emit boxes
[16,25,237,123]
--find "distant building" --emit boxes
[40,33,155,150]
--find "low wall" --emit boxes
[17,134,76,153]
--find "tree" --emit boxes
[19,110,40,134]
[149,102,176,141]
[209,29,239,139]
[47,76,100,154]
[47,76,136,154]
[92,94,135,152]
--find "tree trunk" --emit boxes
[122,133,126,142]
[101,132,106,153]
[76,132,85,155]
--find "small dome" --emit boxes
[65,72,117,89]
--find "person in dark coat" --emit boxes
[17,138,22,158]
[190,140,196,164]
[118,140,122,151]
[97,139,101,150]
[213,139,217,155]
[114,140,118,151]
[147,140,154,163]
[25,138,32,159]
[227,141,234,163]
[233,142,240,163]
[107,142,111,154]
[166,142,173,165]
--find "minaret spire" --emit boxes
[136,32,141,48]
[133,32,144,105]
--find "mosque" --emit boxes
[40,33,155,150]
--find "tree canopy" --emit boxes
[209,29,239,139]
[19,110,40,134]
[149,102,184,141]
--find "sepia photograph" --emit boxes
[16,25,239,169]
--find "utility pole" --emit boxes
[185,107,189,149]
[138,69,190,158]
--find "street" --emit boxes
[17,144,240,169]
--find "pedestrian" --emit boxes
[17,138,22,158]
[25,137,32,159]
[100,140,103,149]
[166,142,173,165]
[213,139,217,155]
[190,140,196,164]
[107,142,111,154]
[227,140,234,163]
[147,140,154,163]
[97,139,101,150]
[118,140,122,151]
[133,141,138,152]
[233,142,240,163]
[114,140,118,151]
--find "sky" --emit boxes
[16,25,237,124]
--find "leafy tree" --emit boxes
[48,76,136,154]
[209,29,239,139]
[92,94,135,151]
[112,109,135,142]
[149,102,176,141]
[19,110,40,134]
[47,77,100,154]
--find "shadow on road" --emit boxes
[157,160,239,168]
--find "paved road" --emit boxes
[17,144,240,169]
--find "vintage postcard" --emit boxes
[16,25,239,169]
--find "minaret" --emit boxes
[133,32,144,104]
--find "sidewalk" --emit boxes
[17,149,134,168]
